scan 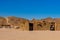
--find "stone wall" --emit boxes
[0,16,60,31]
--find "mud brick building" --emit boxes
[0,16,60,31]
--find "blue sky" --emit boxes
[0,0,60,20]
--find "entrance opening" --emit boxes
[50,25,55,31]
[29,23,33,31]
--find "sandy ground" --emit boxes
[0,28,60,40]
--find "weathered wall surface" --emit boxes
[54,18,60,31]
[0,17,7,25]
[7,16,29,31]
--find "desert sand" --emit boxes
[0,28,60,40]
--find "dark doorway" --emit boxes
[29,23,33,31]
[50,25,55,31]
